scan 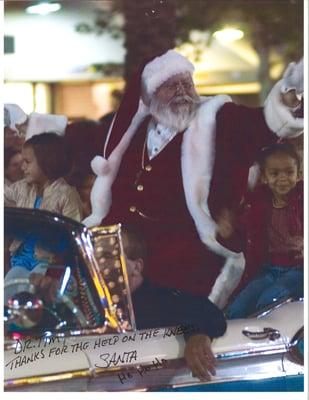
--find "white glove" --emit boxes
[264,58,304,138]
[281,58,303,99]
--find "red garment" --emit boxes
[103,103,279,296]
[104,118,223,294]
[208,103,277,216]
[237,181,303,290]
[268,205,303,265]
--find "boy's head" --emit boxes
[258,143,301,199]
[23,133,72,182]
[4,148,23,183]
[121,226,147,293]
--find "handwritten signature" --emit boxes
[94,350,138,368]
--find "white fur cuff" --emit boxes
[208,253,245,309]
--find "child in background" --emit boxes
[4,132,83,284]
[4,148,23,187]
[225,143,303,318]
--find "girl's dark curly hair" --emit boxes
[23,132,72,180]
[258,142,301,172]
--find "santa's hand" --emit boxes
[281,59,303,98]
[82,213,102,228]
[281,90,302,110]
[184,334,216,381]
[264,59,304,138]
[216,208,235,239]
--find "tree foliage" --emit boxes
[176,0,303,99]
[76,0,303,96]
[77,0,177,82]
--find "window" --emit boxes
[4,209,104,336]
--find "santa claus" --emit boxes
[83,50,303,308]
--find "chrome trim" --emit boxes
[72,227,121,331]
[242,327,281,341]
[166,375,285,391]
[116,225,137,330]
[215,344,287,360]
[4,368,92,389]
[88,224,136,331]
[4,358,172,390]
[250,297,300,319]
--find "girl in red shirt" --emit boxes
[226,143,303,318]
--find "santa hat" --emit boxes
[25,112,68,140]
[141,50,195,104]
[4,104,28,135]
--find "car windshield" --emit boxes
[4,210,105,336]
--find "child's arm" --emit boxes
[62,188,83,222]
[287,236,303,260]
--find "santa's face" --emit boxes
[155,72,198,111]
[150,72,200,131]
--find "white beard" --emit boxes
[150,95,200,132]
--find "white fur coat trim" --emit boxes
[182,95,246,308]
[182,95,246,259]
[182,95,231,250]
[83,100,149,228]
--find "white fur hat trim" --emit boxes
[4,103,28,134]
[142,50,194,97]
[25,112,68,140]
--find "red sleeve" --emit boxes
[208,103,277,217]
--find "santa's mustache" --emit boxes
[168,94,200,107]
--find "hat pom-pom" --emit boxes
[91,155,110,176]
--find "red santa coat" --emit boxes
[86,96,282,300]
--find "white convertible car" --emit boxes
[4,208,304,392]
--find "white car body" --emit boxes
[5,299,303,391]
